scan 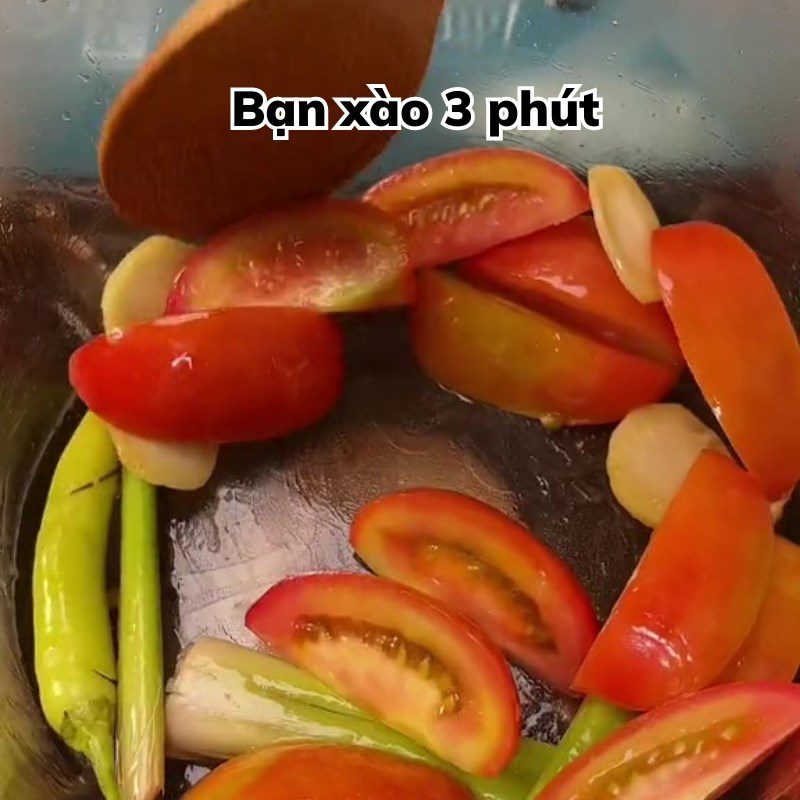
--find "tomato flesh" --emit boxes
[654,222,800,500]
[574,451,774,710]
[364,148,589,268]
[411,270,679,426]
[720,536,800,683]
[461,216,681,366]
[184,744,474,800]
[351,489,598,693]
[69,307,344,443]
[537,683,800,800]
[245,573,520,777]
[167,200,411,314]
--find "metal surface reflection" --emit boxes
[0,2,799,799]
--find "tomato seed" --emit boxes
[416,540,556,648]
[294,614,462,714]
[581,718,747,798]
[405,188,505,229]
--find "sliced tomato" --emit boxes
[245,573,520,777]
[350,489,598,693]
[166,200,411,314]
[653,222,800,500]
[364,148,589,268]
[184,744,474,800]
[573,451,774,710]
[411,270,680,427]
[537,683,800,800]
[461,217,681,366]
[69,307,343,443]
[719,536,800,683]
[752,731,800,800]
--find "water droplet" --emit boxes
[61,111,72,122]
[156,5,163,13]
[78,72,90,83]
[611,18,619,26]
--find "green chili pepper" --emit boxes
[506,739,556,794]
[166,637,553,800]
[529,697,634,796]
[118,470,164,800]
[33,412,120,800]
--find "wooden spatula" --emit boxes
[99,0,444,238]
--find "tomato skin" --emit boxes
[245,573,521,777]
[351,489,598,693]
[461,217,681,366]
[184,744,474,800]
[719,536,800,683]
[752,731,800,800]
[69,307,344,443]
[537,683,800,800]
[167,200,413,314]
[411,270,679,426]
[364,148,589,268]
[653,222,800,500]
[574,451,774,710]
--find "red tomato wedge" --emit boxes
[69,307,344,443]
[245,573,520,777]
[537,683,800,800]
[364,148,589,268]
[350,489,598,693]
[653,222,800,500]
[573,451,774,710]
[411,270,680,426]
[166,200,411,314]
[719,536,800,683]
[461,217,682,366]
[183,744,474,800]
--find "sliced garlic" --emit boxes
[607,403,730,528]
[608,402,790,527]
[589,165,661,304]
[110,428,217,491]
[102,235,196,332]
[101,235,218,489]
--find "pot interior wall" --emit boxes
[2,1,800,798]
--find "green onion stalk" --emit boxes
[529,697,634,796]
[118,469,164,800]
[166,637,554,800]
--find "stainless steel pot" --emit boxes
[1,1,798,798]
